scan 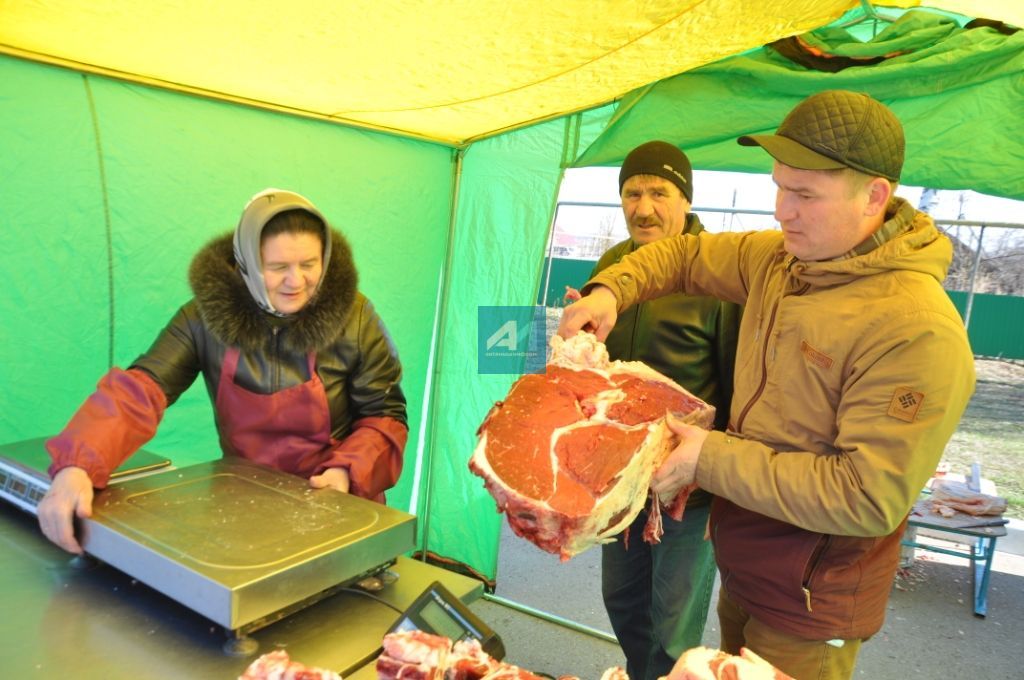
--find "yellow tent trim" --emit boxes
[0,0,1019,145]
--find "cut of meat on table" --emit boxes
[376,629,456,680]
[376,630,625,680]
[667,646,794,680]
[597,668,629,680]
[928,479,1007,517]
[469,332,715,560]
[377,630,541,680]
[239,649,341,680]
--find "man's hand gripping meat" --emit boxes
[557,285,619,341]
[653,413,709,504]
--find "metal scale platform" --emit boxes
[0,440,416,639]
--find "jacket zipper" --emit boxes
[733,260,811,433]
[271,326,281,391]
[734,299,779,433]
[712,516,731,592]
[801,535,832,612]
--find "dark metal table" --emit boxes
[0,501,482,678]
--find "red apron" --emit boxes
[214,347,333,477]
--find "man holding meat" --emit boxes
[560,91,975,679]
[594,141,740,680]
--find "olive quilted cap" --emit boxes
[739,90,904,181]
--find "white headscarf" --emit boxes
[232,188,333,316]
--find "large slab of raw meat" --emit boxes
[469,332,715,560]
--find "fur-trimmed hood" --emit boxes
[188,229,358,352]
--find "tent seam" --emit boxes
[536,114,581,306]
[82,74,115,370]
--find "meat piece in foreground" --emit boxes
[667,646,794,679]
[376,631,623,680]
[376,630,453,680]
[469,332,715,560]
[377,631,538,680]
[239,649,341,680]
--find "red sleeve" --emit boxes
[46,368,168,488]
[315,416,407,502]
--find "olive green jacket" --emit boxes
[586,198,975,640]
[592,215,741,509]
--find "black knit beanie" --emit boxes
[618,141,694,202]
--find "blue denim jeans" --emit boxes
[601,503,715,680]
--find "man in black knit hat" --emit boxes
[592,141,741,680]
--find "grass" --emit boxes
[940,358,1024,519]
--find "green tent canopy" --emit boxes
[576,10,1024,201]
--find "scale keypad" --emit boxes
[0,467,49,514]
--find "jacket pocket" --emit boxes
[800,534,833,612]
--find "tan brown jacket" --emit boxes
[587,199,975,639]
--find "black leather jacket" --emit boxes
[132,231,407,441]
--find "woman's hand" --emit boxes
[309,467,351,493]
[38,466,93,554]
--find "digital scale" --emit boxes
[0,437,499,669]
[80,457,417,639]
[389,580,505,659]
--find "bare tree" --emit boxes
[579,211,624,259]
[940,224,1024,296]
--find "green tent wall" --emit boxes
[420,110,613,578]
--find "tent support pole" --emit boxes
[482,593,617,644]
[540,203,563,306]
[417,147,466,559]
[537,114,583,307]
[963,224,986,330]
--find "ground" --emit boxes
[942,358,1024,518]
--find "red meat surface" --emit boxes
[469,332,714,560]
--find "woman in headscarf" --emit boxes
[39,188,407,553]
